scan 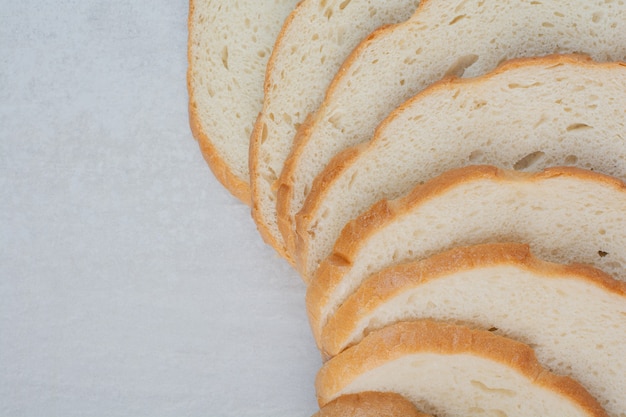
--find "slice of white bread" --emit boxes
[312,391,432,417]
[321,243,626,416]
[295,55,626,278]
[277,0,626,253]
[187,0,298,203]
[250,0,420,259]
[316,320,609,417]
[306,165,626,350]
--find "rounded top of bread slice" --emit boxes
[187,0,298,203]
[306,165,626,348]
[316,320,609,417]
[249,0,420,260]
[277,0,626,258]
[295,54,626,279]
[312,391,432,417]
[321,242,626,416]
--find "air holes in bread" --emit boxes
[469,150,485,163]
[339,0,352,10]
[347,171,358,190]
[598,250,609,257]
[221,46,229,70]
[508,81,543,89]
[471,380,517,397]
[592,12,603,23]
[566,123,593,131]
[513,151,546,170]
[449,15,467,25]
[445,54,479,77]
[329,112,344,130]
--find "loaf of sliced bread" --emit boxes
[250,0,420,259]
[312,391,431,417]
[316,320,609,417]
[321,243,626,416]
[277,0,626,254]
[187,0,297,203]
[295,55,626,278]
[307,166,626,349]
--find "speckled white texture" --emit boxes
[0,1,319,416]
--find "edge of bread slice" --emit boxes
[249,0,420,260]
[321,242,626,416]
[306,165,626,350]
[187,0,297,203]
[316,320,609,417]
[277,0,626,253]
[295,55,626,279]
[312,391,432,417]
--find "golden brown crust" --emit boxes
[311,391,431,417]
[277,113,325,265]
[274,2,430,265]
[294,54,621,267]
[306,165,626,347]
[188,101,251,204]
[248,2,313,266]
[249,112,296,266]
[321,242,626,357]
[315,320,608,417]
[291,142,368,278]
[278,19,619,272]
[187,0,251,205]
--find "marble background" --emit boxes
[0,1,320,415]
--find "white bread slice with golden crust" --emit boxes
[187,0,298,204]
[277,0,626,252]
[295,55,626,279]
[250,0,420,260]
[316,320,609,417]
[321,243,626,417]
[306,165,626,351]
[312,392,432,417]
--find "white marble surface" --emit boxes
[0,2,320,416]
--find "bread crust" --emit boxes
[312,391,431,417]
[187,0,251,204]
[295,54,626,278]
[306,165,626,344]
[291,141,369,277]
[276,17,412,265]
[248,2,310,265]
[277,112,325,263]
[277,0,626,270]
[321,242,626,357]
[188,99,251,204]
[252,0,421,264]
[250,113,296,263]
[315,320,609,417]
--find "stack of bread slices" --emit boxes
[187,1,626,416]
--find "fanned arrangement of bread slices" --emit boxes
[188,1,626,415]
